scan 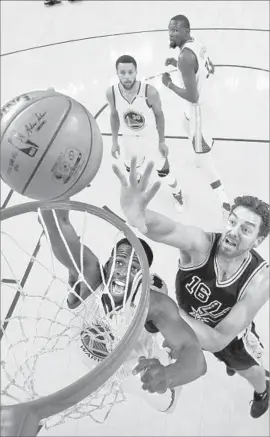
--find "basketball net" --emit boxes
[0,201,152,434]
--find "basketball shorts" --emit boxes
[120,135,166,173]
[184,102,214,154]
[213,322,264,371]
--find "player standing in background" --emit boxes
[162,15,230,218]
[106,55,184,211]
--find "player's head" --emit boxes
[116,55,137,90]
[104,237,153,304]
[168,15,190,48]
[220,195,270,257]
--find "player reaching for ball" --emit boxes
[106,54,184,211]
[113,157,270,419]
[39,208,206,412]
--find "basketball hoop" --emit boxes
[0,200,150,436]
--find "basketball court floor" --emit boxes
[1,1,269,435]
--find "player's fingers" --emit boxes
[112,164,128,186]
[138,161,155,192]
[145,181,161,204]
[129,157,138,187]
[132,357,156,375]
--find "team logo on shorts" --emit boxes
[80,323,114,362]
[123,110,145,131]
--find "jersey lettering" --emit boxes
[189,301,231,324]
[186,275,211,303]
[123,110,145,130]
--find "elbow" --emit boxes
[190,93,199,104]
[200,353,207,376]
[190,345,207,379]
[195,348,207,377]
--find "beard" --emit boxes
[169,41,177,49]
[122,79,136,90]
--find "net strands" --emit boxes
[0,205,146,428]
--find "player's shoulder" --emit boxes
[145,83,159,97]
[105,85,118,108]
[145,83,160,105]
[243,260,269,303]
[251,262,269,288]
[105,85,114,99]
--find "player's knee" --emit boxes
[192,136,213,154]
[157,158,170,178]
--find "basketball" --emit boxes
[0,89,103,200]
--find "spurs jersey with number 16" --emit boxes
[175,233,268,329]
[113,82,156,137]
[178,38,214,105]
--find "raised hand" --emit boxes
[111,142,120,159]
[165,57,177,67]
[133,356,168,394]
[112,157,161,234]
[161,72,173,88]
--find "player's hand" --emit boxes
[165,57,177,67]
[112,157,161,234]
[158,141,169,158]
[133,357,169,394]
[162,72,173,88]
[111,142,120,159]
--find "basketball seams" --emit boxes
[22,98,73,195]
[54,103,93,199]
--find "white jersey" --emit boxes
[113,81,157,137]
[178,38,213,105]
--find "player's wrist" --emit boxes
[167,81,173,90]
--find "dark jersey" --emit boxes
[175,233,268,328]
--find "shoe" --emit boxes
[250,380,269,418]
[173,190,184,212]
[164,385,183,414]
[44,0,62,6]
[226,366,236,376]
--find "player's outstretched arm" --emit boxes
[40,209,101,289]
[134,290,206,392]
[113,157,211,254]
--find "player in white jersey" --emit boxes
[39,208,206,412]
[162,15,230,217]
[106,54,184,210]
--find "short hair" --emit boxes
[170,14,190,30]
[112,237,153,267]
[231,195,270,239]
[115,55,137,70]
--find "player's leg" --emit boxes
[155,155,184,211]
[187,104,230,217]
[214,323,269,418]
[121,135,145,182]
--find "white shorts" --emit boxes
[120,135,166,172]
[184,102,214,154]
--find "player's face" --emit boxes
[220,206,264,257]
[117,63,137,90]
[168,20,188,48]
[106,244,141,303]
